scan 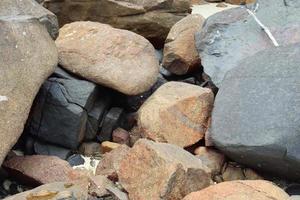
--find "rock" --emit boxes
[101,142,122,154]
[96,145,130,182]
[0,0,59,39]
[67,154,85,167]
[79,142,101,157]
[211,44,300,180]
[244,168,263,180]
[192,3,238,19]
[112,128,130,145]
[225,0,256,4]
[183,180,289,200]
[222,165,245,181]
[137,82,214,148]
[4,179,90,200]
[33,139,72,160]
[196,0,300,87]
[163,14,205,75]
[119,139,212,200]
[3,155,84,186]
[43,0,191,47]
[27,67,110,149]
[195,147,225,176]
[88,175,111,197]
[98,107,124,142]
[56,21,159,95]
[0,0,58,165]
[290,196,300,200]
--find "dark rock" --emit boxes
[79,142,101,157]
[196,0,300,87]
[33,140,72,160]
[27,68,111,149]
[67,154,85,167]
[98,107,125,142]
[211,43,300,180]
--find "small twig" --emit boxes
[246,9,279,47]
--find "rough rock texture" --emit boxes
[43,0,191,47]
[225,0,256,4]
[211,44,300,180]
[138,82,214,147]
[196,0,300,86]
[0,0,58,165]
[119,139,212,200]
[56,21,159,95]
[3,155,84,186]
[163,14,205,75]
[27,68,111,149]
[183,180,289,200]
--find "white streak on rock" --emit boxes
[0,96,8,102]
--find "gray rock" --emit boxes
[34,140,72,160]
[196,0,300,87]
[0,0,58,165]
[211,43,300,180]
[27,68,111,149]
[0,0,59,39]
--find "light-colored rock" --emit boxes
[225,0,256,4]
[192,3,238,18]
[3,155,85,185]
[101,141,121,154]
[43,0,191,47]
[119,139,212,200]
[163,14,205,75]
[183,180,289,200]
[138,82,214,147]
[0,0,58,166]
[56,21,159,95]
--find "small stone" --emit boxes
[101,142,121,154]
[222,165,245,182]
[67,154,85,167]
[112,128,130,145]
[79,142,101,157]
[244,168,263,180]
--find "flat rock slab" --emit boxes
[211,43,300,180]
[56,21,159,95]
[196,0,300,87]
[0,0,58,165]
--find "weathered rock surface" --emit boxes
[0,0,58,165]
[163,14,204,75]
[196,0,300,86]
[211,44,300,180]
[225,0,256,4]
[43,0,191,47]
[3,155,84,186]
[56,21,159,95]
[119,139,212,200]
[183,180,289,200]
[138,82,214,147]
[27,68,111,149]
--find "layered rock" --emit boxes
[119,139,212,200]
[196,0,300,86]
[211,43,300,180]
[163,14,205,75]
[43,0,191,47]
[56,21,159,95]
[0,0,58,165]
[183,180,289,200]
[137,82,214,147]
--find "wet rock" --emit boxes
[0,0,58,165]
[211,44,300,180]
[183,180,289,200]
[43,0,191,47]
[3,155,84,186]
[163,14,204,75]
[137,82,214,147]
[56,21,159,95]
[196,0,300,86]
[27,68,110,149]
[119,139,212,200]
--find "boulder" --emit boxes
[0,0,58,165]
[163,14,205,75]
[119,139,212,200]
[137,82,214,148]
[56,21,160,95]
[27,68,111,149]
[43,0,191,47]
[196,0,300,87]
[3,155,84,186]
[211,44,300,180]
[183,180,289,200]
